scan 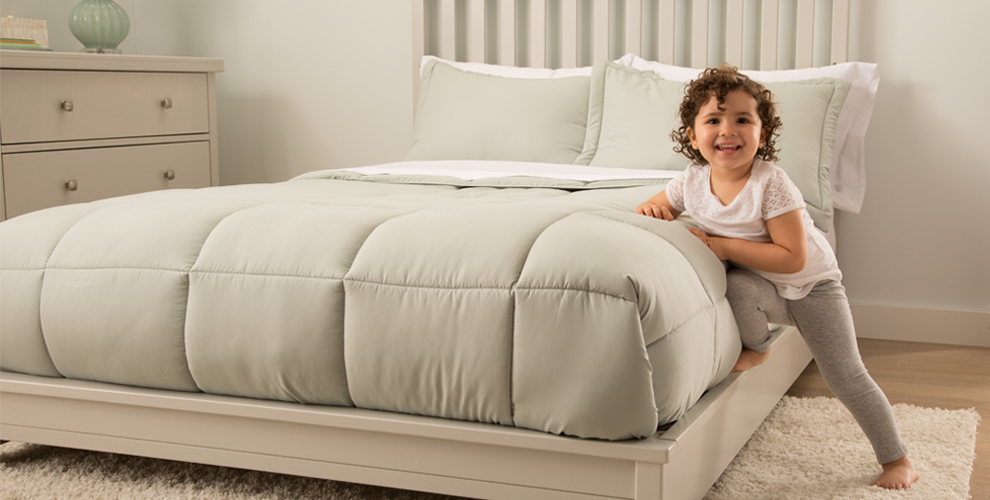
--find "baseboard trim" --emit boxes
[851,304,990,347]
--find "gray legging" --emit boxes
[725,268,909,465]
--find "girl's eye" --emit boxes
[707,118,720,125]
[737,118,750,124]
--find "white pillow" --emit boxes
[419,53,638,79]
[627,55,879,214]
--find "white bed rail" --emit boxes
[413,0,850,74]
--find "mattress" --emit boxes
[0,160,741,441]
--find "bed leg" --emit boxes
[635,461,663,500]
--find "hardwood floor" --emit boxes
[785,338,990,498]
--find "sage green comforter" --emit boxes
[0,167,740,440]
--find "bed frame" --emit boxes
[1,1,849,498]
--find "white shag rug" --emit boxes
[704,396,981,500]
[0,396,980,500]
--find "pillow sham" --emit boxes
[576,62,850,231]
[575,62,686,171]
[627,56,879,213]
[405,58,591,164]
[762,78,851,231]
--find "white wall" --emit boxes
[840,0,990,316]
[129,0,414,185]
[2,1,987,334]
[2,0,414,185]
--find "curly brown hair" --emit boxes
[671,63,781,164]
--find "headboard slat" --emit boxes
[760,0,780,70]
[593,0,610,63]
[657,0,676,65]
[499,0,516,65]
[626,0,643,56]
[831,0,850,64]
[725,0,745,68]
[529,0,547,68]
[467,0,486,63]
[691,0,709,69]
[412,0,425,108]
[440,0,457,61]
[560,0,578,68]
[795,0,816,69]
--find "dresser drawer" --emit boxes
[0,69,210,144]
[2,141,211,218]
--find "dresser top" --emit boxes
[0,50,223,73]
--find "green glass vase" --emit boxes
[68,0,130,54]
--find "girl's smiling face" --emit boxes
[687,88,765,176]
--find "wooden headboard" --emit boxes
[413,0,850,96]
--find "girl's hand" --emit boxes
[686,210,807,273]
[688,227,726,260]
[636,202,676,221]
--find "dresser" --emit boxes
[0,50,223,220]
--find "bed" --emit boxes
[0,1,879,499]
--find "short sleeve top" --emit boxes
[664,159,841,299]
[665,160,805,242]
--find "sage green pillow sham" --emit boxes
[405,59,591,164]
[576,61,851,231]
[763,77,851,231]
[575,62,686,171]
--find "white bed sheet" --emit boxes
[337,160,681,182]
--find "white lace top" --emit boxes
[665,159,841,299]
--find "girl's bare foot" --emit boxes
[875,456,919,489]
[731,347,771,372]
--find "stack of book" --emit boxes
[1,37,50,50]
[1,16,52,51]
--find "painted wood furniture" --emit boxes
[0,50,222,220]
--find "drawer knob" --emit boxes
[164,170,176,180]
[161,98,173,109]
[61,100,74,112]
[65,180,78,191]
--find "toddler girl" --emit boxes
[635,64,918,490]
